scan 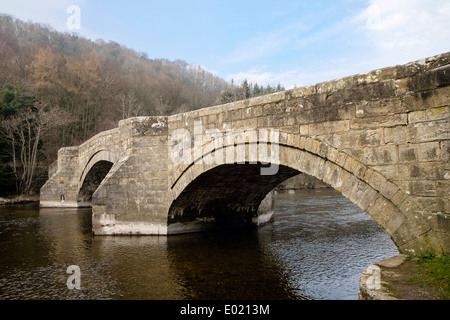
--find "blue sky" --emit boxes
[1,0,450,88]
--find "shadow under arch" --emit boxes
[169,133,440,255]
[78,150,117,206]
[169,163,300,229]
[78,160,113,206]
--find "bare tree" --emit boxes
[117,92,142,119]
[0,102,73,194]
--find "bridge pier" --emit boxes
[40,147,81,208]
[91,117,171,235]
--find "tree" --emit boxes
[31,46,66,95]
[117,91,142,119]
[253,82,261,96]
[219,79,285,103]
[221,90,235,104]
[0,88,73,194]
[241,79,250,100]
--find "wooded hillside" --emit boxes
[0,14,284,195]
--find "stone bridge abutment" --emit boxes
[41,53,450,256]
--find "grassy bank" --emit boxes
[405,254,450,300]
[384,254,450,300]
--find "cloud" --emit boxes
[353,0,450,64]
[229,0,450,90]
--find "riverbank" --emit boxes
[0,195,40,206]
[360,254,450,300]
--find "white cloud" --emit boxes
[353,0,450,65]
[229,0,450,90]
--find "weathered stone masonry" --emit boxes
[41,53,450,256]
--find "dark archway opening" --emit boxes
[78,160,113,206]
[169,163,300,230]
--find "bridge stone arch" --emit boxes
[77,150,118,206]
[41,53,450,256]
[168,134,438,255]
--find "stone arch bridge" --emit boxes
[41,53,450,256]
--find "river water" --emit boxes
[0,189,398,300]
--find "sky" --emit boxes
[1,0,450,89]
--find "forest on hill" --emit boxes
[0,14,285,195]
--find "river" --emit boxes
[0,189,399,300]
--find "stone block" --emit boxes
[364,168,387,191]
[408,120,449,143]
[393,222,422,250]
[325,80,397,103]
[367,195,389,224]
[371,165,399,181]
[289,85,316,98]
[334,167,353,194]
[355,129,384,147]
[308,120,350,136]
[436,180,449,198]
[379,180,399,201]
[354,98,403,118]
[408,106,449,124]
[407,64,450,92]
[357,186,379,211]
[311,157,326,181]
[322,161,340,186]
[326,147,339,163]
[398,142,441,162]
[343,156,367,179]
[384,126,408,144]
[403,180,437,197]
[299,124,309,135]
[390,190,408,207]
[318,141,329,158]
[328,129,383,149]
[362,145,399,165]
[415,197,448,214]
[402,86,450,112]
[350,114,407,130]
[341,174,360,199]
[383,209,406,236]
[399,198,424,220]
[348,179,370,207]
[335,151,349,167]
[397,163,444,180]
[248,91,285,107]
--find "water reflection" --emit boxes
[0,190,399,300]
[166,230,303,300]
